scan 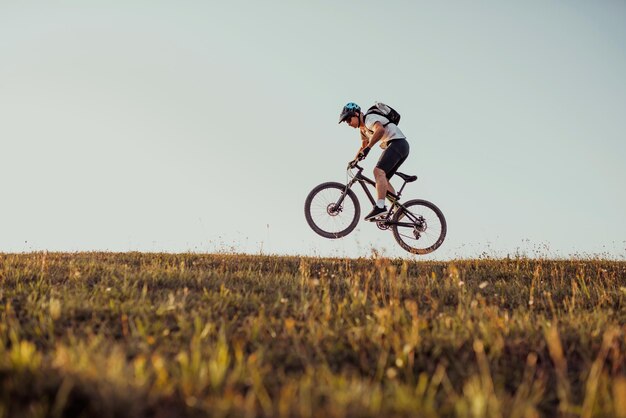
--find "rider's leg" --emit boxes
[364,168,391,220]
[365,140,409,221]
[364,167,393,220]
[374,167,393,200]
[381,140,410,197]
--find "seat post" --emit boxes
[397,181,408,196]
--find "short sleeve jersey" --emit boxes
[362,114,406,149]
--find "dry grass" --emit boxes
[0,252,624,417]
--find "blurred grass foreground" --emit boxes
[0,252,625,418]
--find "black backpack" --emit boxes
[364,102,401,127]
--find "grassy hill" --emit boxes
[0,252,624,417]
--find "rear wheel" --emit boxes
[391,199,446,254]
[304,182,360,239]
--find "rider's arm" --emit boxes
[366,121,385,148]
[353,131,369,159]
[359,131,369,150]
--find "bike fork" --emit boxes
[335,180,357,206]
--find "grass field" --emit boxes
[0,252,625,418]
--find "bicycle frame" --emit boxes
[337,164,422,228]
[305,160,447,254]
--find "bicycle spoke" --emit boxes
[392,200,446,255]
[305,183,360,238]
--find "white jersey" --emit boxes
[362,113,406,149]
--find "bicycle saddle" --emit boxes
[395,172,418,183]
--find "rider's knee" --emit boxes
[373,167,386,178]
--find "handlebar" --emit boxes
[347,149,369,170]
[347,160,364,171]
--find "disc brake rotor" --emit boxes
[327,203,342,216]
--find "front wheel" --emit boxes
[391,199,446,255]
[304,182,360,239]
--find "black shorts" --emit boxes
[376,138,410,179]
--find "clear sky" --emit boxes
[1,1,625,259]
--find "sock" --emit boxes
[376,199,385,209]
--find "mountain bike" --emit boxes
[304,160,447,255]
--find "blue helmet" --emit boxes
[339,102,361,124]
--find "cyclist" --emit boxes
[339,102,410,221]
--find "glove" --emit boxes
[347,159,358,169]
[357,146,371,160]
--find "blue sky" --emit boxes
[1,1,625,259]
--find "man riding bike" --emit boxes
[339,102,410,221]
